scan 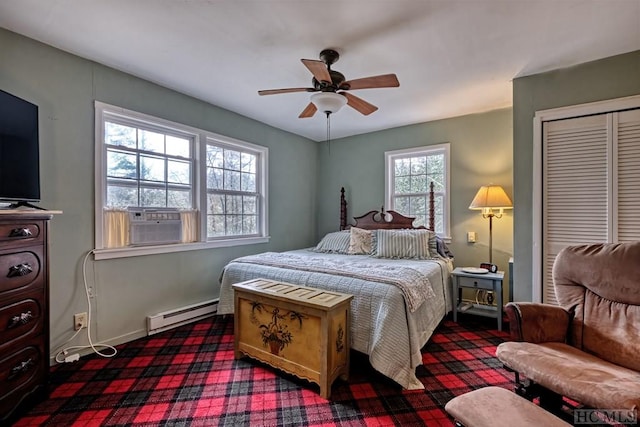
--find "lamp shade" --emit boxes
[311,92,347,114]
[469,185,513,210]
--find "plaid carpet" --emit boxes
[13,314,512,427]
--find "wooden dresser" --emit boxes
[0,211,54,424]
[233,278,353,399]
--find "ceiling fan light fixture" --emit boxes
[311,92,347,115]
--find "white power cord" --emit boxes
[53,250,117,363]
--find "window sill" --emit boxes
[93,236,270,260]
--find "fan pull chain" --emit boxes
[326,111,331,154]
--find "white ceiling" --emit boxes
[1,0,639,141]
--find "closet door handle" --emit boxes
[7,310,34,329]
[7,263,33,278]
[9,228,32,238]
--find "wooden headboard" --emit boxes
[340,182,435,231]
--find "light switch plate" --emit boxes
[467,231,476,243]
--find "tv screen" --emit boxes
[0,89,40,204]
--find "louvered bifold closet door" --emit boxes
[616,109,640,242]
[543,115,609,305]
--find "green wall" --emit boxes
[513,50,640,301]
[316,108,514,289]
[2,26,529,358]
[0,28,318,356]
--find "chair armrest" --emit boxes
[505,302,571,343]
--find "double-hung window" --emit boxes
[384,143,450,238]
[205,138,263,239]
[95,102,269,259]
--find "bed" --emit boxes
[217,186,454,390]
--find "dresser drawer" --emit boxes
[0,338,46,416]
[0,247,43,296]
[0,294,44,351]
[0,221,44,250]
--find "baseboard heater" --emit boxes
[147,299,218,335]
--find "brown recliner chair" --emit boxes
[497,242,640,414]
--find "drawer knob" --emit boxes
[9,228,32,238]
[7,263,33,278]
[8,358,34,380]
[8,310,34,329]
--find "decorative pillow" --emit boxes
[436,236,454,258]
[312,231,350,254]
[429,232,438,257]
[348,227,374,255]
[373,229,431,259]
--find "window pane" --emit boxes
[394,196,410,212]
[395,158,410,176]
[207,146,223,168]
[208,215,225,237]
[224,170,241,191]
[410,156,426,174]
[226,215,242,235]
[139,129,165,153]
[395,176,410,194]
[107,150,137,179]
[226,195,242,214]
[410,175,426,192]
[243,215,257,234]
[166,135,190,157]
[168,189,191,208]
[428,173,445,192]
[243,196,257,214]
[107,185,137,207]
[140,187,166,207]
[427,154,444,174]
[208,194,225,214]
[208,168,223,190]
[241,172,255,192]
[105,122,136,148]
[167,160,190,184]
[140,155,165,182]
[411,195,427,215]
[224,149,240,170]
[241,153,256,173]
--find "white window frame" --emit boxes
[94,101,269,260]
[384,143,451,239]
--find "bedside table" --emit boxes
[451,267,504,330]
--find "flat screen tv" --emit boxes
[0,89,40,208]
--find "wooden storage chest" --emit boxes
[233,278,353,399]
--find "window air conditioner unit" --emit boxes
[128,207,182,245]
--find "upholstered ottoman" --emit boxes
[445,386,570,427]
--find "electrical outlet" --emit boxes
[74,312,87,331]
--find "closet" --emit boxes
[537,104,640,304]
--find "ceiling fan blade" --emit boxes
[343,74,400,90]
[340,92,378,115]
[258,87,315,96]
[301,59,331,83]
[298,102,317,118]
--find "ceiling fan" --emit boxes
[258,49,400,118]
